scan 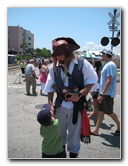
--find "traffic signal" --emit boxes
[111,37,120,46]
[101,36,120,47]
[101,37,109,46]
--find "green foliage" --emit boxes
[16,47,52,59]
[34,47,51,58]
[16,55,32,60]
[16,56,21,61]
[42,48,51,58]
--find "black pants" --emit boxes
[21,68,25,74]
[42,150,66,158]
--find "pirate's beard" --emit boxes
[58,52,75,68]
[59,60,64,64]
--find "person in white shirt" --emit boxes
[44,37,98,158]
[25,59,37,95]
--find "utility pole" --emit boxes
[107,9,120,50]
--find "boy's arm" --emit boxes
[40,125,43,137]
[48,92,54,112]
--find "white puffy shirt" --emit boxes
[44,57,98,109]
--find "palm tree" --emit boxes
[28,48,34,57]
[20,43,28,55]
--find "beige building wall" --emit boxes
[8,26,34,55]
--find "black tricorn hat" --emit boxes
[52,37,80,57]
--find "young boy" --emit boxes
[37,104,65,158]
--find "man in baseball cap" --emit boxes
[91,48,120,136]
[25,58,37,95]
[100,49,113,56]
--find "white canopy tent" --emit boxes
[80,51,95,58]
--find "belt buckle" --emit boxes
[64,93,72,101]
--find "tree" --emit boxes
[34,48,42,57]
[28,48,34,56]
[20,43,28,55]
[34,47,51,58]
[42,48,51,58]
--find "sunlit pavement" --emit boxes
[8,67,121,159]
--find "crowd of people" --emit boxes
[19,37,120,158]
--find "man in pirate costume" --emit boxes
[44,37,98,158]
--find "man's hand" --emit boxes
[97,95,103,104]
[66,93,80,102]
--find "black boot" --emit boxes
[62,145,67,158]
[69,152,79,158]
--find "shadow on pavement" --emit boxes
[100,133,120,148]
[100,123,115,130]
[25,93,38,97]
[35,104,44,109]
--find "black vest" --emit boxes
[54,57,84,110]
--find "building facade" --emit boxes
[8,26,34,55]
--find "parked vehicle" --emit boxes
[8,54,17,64]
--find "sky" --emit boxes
[8,7,121,55]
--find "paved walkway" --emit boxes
[8,67,121,159]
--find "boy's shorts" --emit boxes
[98,95,114,114]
